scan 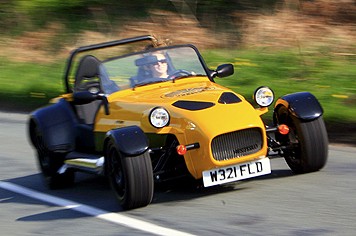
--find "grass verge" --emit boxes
[1,49,355,145]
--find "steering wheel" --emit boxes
[134,77,169,86]
[168,69,191,80]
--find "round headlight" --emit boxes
[254,86,274,107]
[149,107,170,128]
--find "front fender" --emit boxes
[105,126,149,157]
[274,92,323,121]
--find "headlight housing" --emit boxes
[149,107,170,128]
[254,86,274,107]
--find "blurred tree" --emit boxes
[10,0,282,22]
[0,0,284,35]
[0,0,19,35]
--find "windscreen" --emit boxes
[102,45,208,93]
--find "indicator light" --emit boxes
[278,124,290,135]
[176,145,187,155]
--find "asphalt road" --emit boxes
[0,112,355,236]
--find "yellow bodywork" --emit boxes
[92,76,268,179]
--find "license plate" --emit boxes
[202,158,271,187]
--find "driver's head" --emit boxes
[149,52,168,78]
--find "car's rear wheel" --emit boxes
[106,139,154,210]
[275,106,328,173]
[30,122,75,189]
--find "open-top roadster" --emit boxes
[28,35,328,210]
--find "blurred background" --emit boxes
[0,0,355,143]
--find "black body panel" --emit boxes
[29,99,78,152]
[106,126,149,157]
[275,92,323,121]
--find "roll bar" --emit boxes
[63,35,157,93]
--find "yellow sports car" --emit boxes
[28,35,328,210]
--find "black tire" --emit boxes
[30,122,75,189]
[106,139,154,210]
[275,106,328,173]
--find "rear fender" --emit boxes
[274,92,323,121]
[28,99,78,152]
[105,126,149,157]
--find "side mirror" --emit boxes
[210,64,234,79]
[73,91,110,115]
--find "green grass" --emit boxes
[0,58,65,111]
[203,49,356,123]
[1,49,355,125]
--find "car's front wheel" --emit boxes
[105,139,154,210]
[275,106,328,173]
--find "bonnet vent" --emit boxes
[172,101,215,111]
[218,92,242,104]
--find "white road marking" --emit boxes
[0,181,196,236]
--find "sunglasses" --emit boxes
[153,59,167,65]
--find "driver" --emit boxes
[149,52,168,78]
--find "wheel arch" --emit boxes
[104,126,149,158]
[274,92,323,122]
[28,98,78,152]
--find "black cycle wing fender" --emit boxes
[29,98,78,152]
[274,92,323,121]
[105,126,149,157]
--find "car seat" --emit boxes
[73,55,103,152]
[74,55,103,125]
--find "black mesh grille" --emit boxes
[211,128,263,161]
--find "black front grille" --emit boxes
[211,128,263,161]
